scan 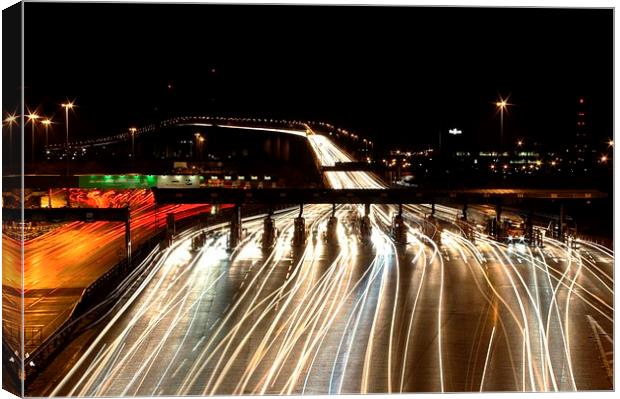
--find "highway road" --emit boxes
[2,189,215,356]
[39,132,613,395]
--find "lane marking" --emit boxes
[586,315,613,381]
[170,358,188,379]
[480,326,496,391]
[192,336,206,352]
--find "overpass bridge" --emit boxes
[152,187,606,205]
[44,115,319,152]
[153,186,606,247]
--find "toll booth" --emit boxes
[292,217,306,247]
[325,216,338,244]
[292,205,306,248]
[229,205,242,249]
[262,215,276,250]
[531,228,544,247]
[360,204,372,246]
[392,214,407,245]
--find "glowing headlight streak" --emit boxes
[464,236,534,391]
[399,230,433,393]
[325,254,384,394]
[242,231,345,393]
[55,227,224,396]
[444,230,524,389]
[360,229,392,394]
[482,238,558,392]
[185,220,303,394]
[88,238,227,396]
[563,242,583,394]
[479,325,496,391]
[534,246,577,391]
[208,209,335,394]
[181,206,332,395]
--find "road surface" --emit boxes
[38,133,613,395]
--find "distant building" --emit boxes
[575,96,590,144]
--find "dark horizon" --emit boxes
[20,3,613,150]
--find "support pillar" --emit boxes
[263,211,275,250]
[230,205,241,249]
[293,210,306,248]
[431,202,435,216]
[48,188,52,208]
[360,203,372,245]
[495,203,503,240]
[326,214,338,244]
[462,203,468,221]
[525,212,534,245]
[392,204,407,245]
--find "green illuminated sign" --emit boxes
[78,175,157,188]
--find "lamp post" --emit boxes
[41,119,52,147]
[194,132,202,161]
[62,102,74,175]
[496,98,509,150]
[129,127,137,170]
[198,136,205,161]
[4,114,18,167]
[27,112,39,166]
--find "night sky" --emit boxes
[23,3,613,149]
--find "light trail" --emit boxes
[479,325,496,391]
[43,130,613,396]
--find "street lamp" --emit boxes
[129,127,137,168]
[4,113,18,166]
[41,119,52,147]
[61,101,74,175]
[496,96,510,150]
[27,112,39,165]
[194,132,203,160]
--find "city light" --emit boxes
[4,113,18,165]
[61,101,74,109]
[61,101,76,175]
[9,6,614,397]
[495,95,511,149]
[4,113,18,125]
